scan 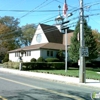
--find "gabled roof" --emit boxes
[8,43,65,53]
[8,23,73,53]
[40,24,63,44]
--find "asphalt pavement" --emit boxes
[1,71,99,100]
[0,67,100,89]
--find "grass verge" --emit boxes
[31,68,100,80]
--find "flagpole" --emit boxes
[65,3,68,72]
[62,0,72,72]
[65,25,67,72]
[63,0,68,72]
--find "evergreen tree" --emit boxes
[68,19,98,63]
[56,50,64,62]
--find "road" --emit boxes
[0,72,99,100]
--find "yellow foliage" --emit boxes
[0,23,10,34]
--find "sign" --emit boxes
[80,47,89,57]
[77,32,80,41]
[78,59,80,66]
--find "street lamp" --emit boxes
[18,49,26,70]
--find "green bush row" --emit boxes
[3,60,99,70]
[22,62,65,70]
[30,57,60,62]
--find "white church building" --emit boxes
[8,17,73,62]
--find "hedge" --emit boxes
[86,61,100,68]
[45,58,59,62]
[22,62,65,70]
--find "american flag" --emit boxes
[63,0,68,17]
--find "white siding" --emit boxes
[23,50,40,62]
[31,25,48,45]
[9,49,67,62]
[9,53,20,62]
[9,50,41,62]
[41,49,58,59]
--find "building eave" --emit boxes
[8,43,65,53]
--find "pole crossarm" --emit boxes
[62,20,70,24]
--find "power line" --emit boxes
[19,0,49,19]
[2,12,100,36]
[87,8,100,11]
[1,1,100,42]
[40,15,57,23]
[18,0,59,19]
[0,13,99,38]
[86,12,100,17]
[0,9,61,12]
[43,20,54,23]
[1,1,100,30]
[54,0,63,4]
[36,0,54,10]
[84,1,100,6]
[0,16,98,41]
[90,17,100,25]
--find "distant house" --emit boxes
[8,23,73,62]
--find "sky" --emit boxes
[0,0,100,32]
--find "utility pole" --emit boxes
[79,0,86,83]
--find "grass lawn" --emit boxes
[31,68,100,80]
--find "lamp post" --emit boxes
[19,49,25,70]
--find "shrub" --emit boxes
[30,58,36,62]
[45,58,59,62]
[3,61,19,69]
[56,50,64,61]
[37,57,45,62]
[3,53,9,63]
